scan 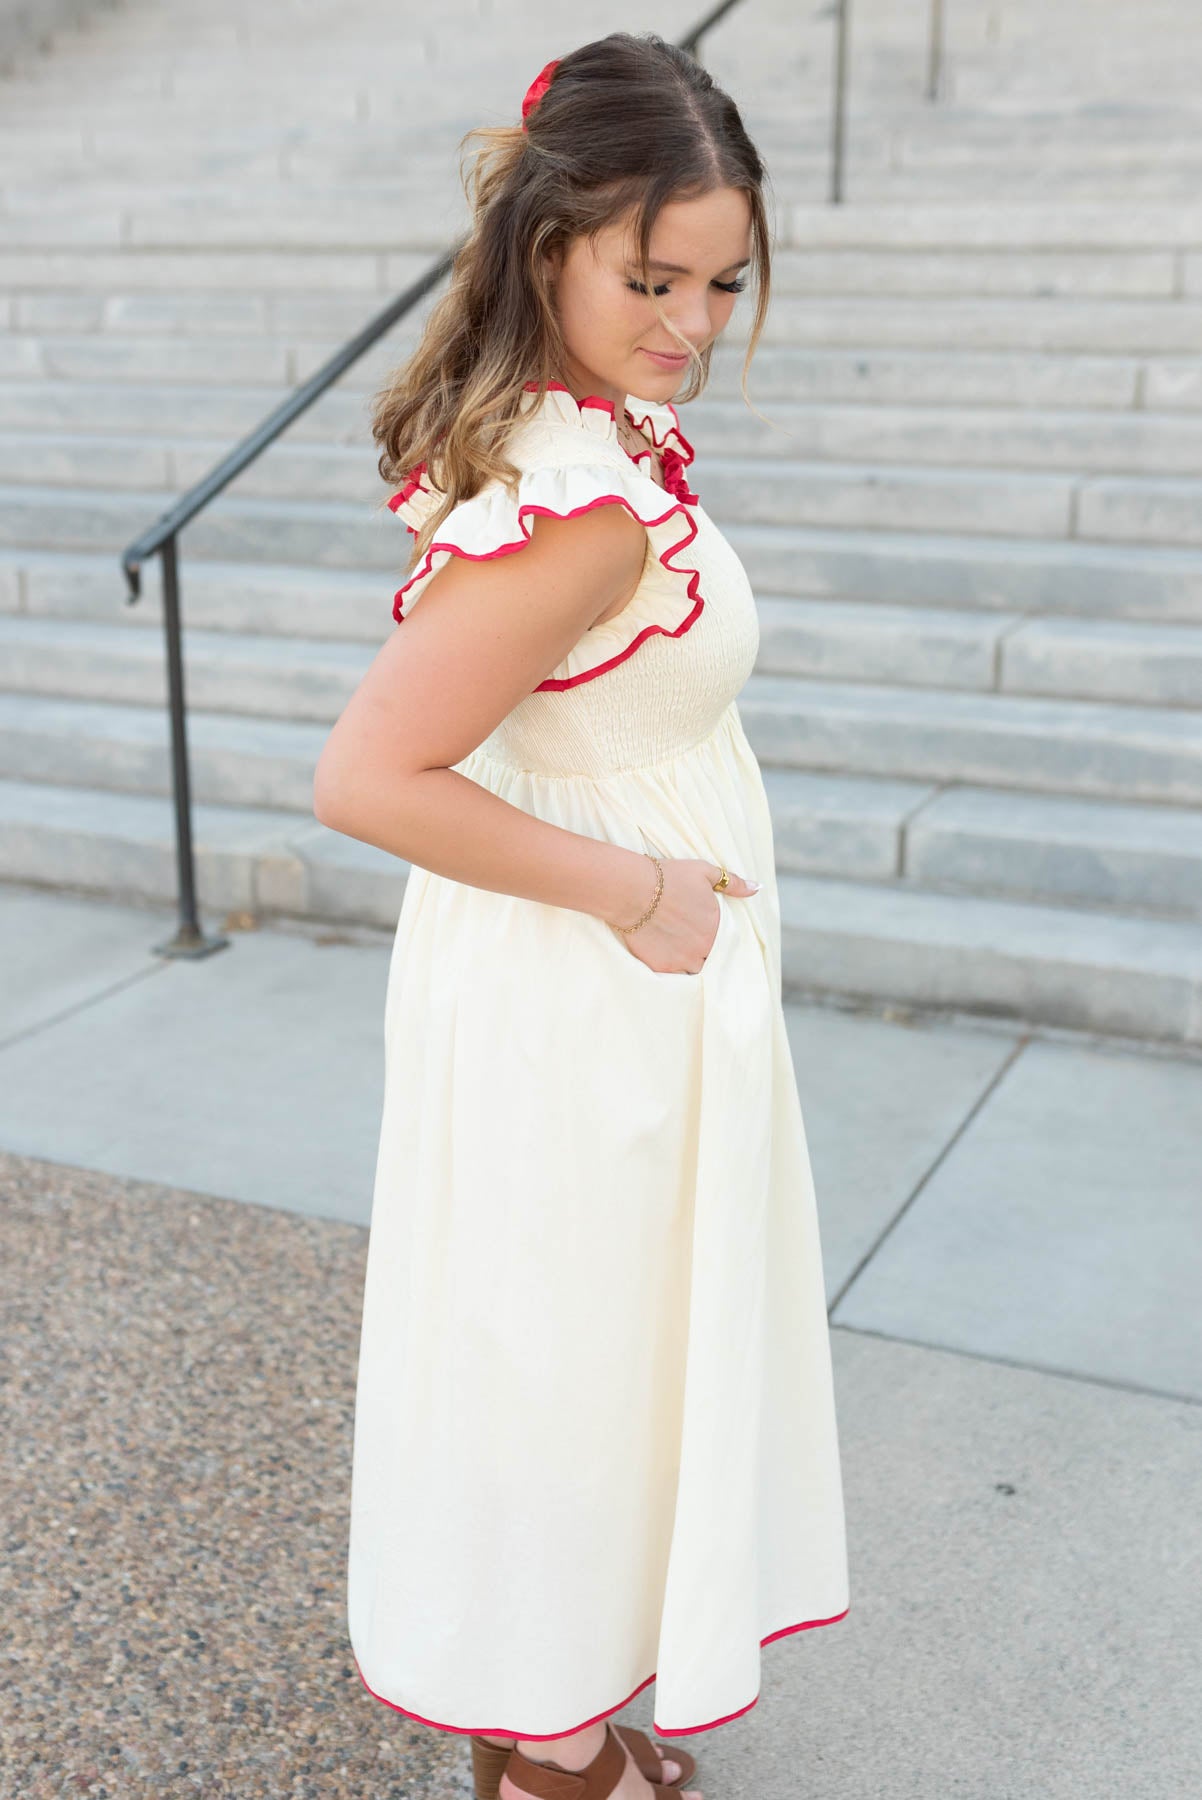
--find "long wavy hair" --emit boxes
[370,30,775,570]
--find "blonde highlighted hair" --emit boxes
[370,29,775,570]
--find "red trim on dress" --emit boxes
[527,379,698,478]
[351,1605,849,1741]
[624,395,697,465]
[386,379,704,691]
[387,492,706,693]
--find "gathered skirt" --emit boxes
[346,702,850,1738]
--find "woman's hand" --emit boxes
[608,857,760,974]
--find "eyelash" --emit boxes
[626,278,747,296]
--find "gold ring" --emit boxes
[712,866,730,891]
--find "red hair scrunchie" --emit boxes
[520,56,560,128]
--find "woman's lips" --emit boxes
[640,347,690,368]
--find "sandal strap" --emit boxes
[504,1721,627,1799]
[615,1725,697,1787]
[617,1726,659,1780]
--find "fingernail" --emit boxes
[748,880,762,891]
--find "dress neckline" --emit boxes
[519,379,699,505]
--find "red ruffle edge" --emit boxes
[385,392,706,691]
[523,379,700,504]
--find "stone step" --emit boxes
[0,437,1158,542]
[402,194,1202,246]
[0,429,379,502]
[740,673,1202,805]
[902,785,1202,920]
[0,193,468,253]
[0,690,327,812]
[996,614,1202,705]
[754,599,1202,706]
[807,168,1202,205]
[712,348,1201,414]
[774,871,1202,1045]
[0,328,293,384]
[2,259,434,336]
[0,546,391,640]
[0,481,397,570]
[0,246,423,297]
[723,294,1202,355]
[0,774,405,926]
[710,458,1080,539]
[0,376,375,441]
[726,520,1202,623]
[759,765,1202,918]
[0,614,373,718]
[891,128,1202,176]
[683,398,1202,476]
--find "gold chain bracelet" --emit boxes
[615,852,664,935]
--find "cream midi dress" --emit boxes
[346,380,850,1742]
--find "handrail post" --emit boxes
[829,0,851,204]
[151,533,229,960]
[926,0,945,100]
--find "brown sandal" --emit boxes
[470,1723,698,1800]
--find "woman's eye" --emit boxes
[626,278,746,297]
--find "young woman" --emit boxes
[314,31,850,1800]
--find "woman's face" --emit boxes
[546,186,753,407]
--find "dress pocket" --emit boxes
[607,886,730,980]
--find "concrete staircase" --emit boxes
[1,0,1201,1044]
[716,0,1202,203]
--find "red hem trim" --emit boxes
[387,491,707,693]
[351,1604,849,1742]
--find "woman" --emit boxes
[314,31,850,1800]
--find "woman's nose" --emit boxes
[671,289,713,342]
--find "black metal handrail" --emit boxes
[118,245,457,959]
[117,0,827,958]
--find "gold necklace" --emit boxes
[616,413,640,452]
[617,413,662,480]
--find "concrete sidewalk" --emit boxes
[1,879,1199,1800]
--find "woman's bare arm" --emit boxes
[312,502,659,929]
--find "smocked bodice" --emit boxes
[387,380,761,779]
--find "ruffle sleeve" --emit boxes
[386,451,707,693]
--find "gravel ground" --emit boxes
[0,1149,473,1800]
